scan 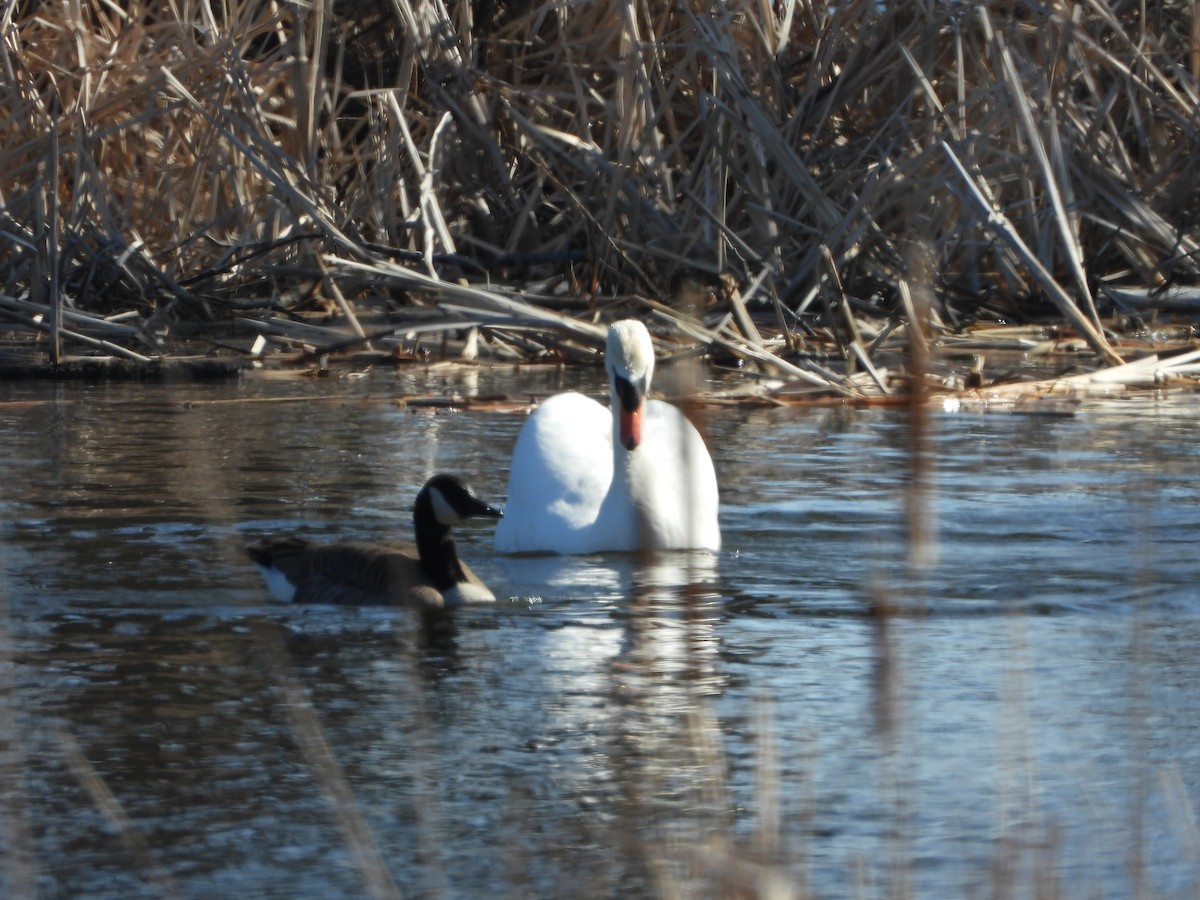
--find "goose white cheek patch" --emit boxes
[429,486,459,523]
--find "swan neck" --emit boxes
[607,407,651,534]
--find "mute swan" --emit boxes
[247,475,503,607]
[494,319,720,554]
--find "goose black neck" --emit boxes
[414,490,468,591]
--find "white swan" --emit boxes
[494,320,720,554]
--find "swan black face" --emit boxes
[610,372,644,451]
[421,475,504,525]
[612,372,640,413]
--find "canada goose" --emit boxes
[494,319,720,554]
[247,475,503,607]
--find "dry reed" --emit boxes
[0,1,1196,386]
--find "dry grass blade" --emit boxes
[57,728,183,899]
[251,621,403,900]
[0,303,155,362]
[324,253,608,344]
[987,17,1098,328]
[646,305,862,397]
[155,67,360,259]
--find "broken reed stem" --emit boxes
[1194,0,1200,82]
[45,90,60,365]
[0,306,155,362]
[819,244,889,394]
[941,142,1124,367]
[0,568,37,898]
[899,276,935,576]
[988,18,1100,331]
[58,727,183,899]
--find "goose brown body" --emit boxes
[247,475,502,608]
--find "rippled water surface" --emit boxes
[2,367,1199,898]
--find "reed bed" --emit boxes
[0,0,1197,388]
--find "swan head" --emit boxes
[606,320,655,451]
[419,475,504,526]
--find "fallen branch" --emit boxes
[950,348,1200,405]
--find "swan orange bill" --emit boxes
[619,404,642,450]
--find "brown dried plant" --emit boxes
[0,0,1195,345]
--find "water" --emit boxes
[1,368,1199,898]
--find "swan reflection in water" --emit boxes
[497,545,724,689]
[498,549,729,823]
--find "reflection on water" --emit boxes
[1,372,1200,897]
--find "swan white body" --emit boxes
[494,320,720,554]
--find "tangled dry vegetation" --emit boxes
[0,0,1197,399]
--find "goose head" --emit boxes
[414,475,502,597]
[418,474,503,529]
[606,320,655,451]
